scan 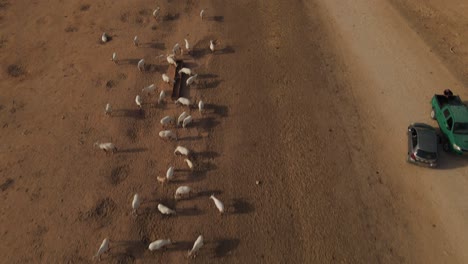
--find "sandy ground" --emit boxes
[1,0,468,263]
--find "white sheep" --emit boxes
[157,166,174,183]
[160,116,174,127]
[186,74,198,87]
[166,166,174,181]
[182,115,193,128]
[111,52,117,63]
[153,7,160,19]
[137,59,145,72]
[105,103,112,115]
[198,100,204,114]
[178,67,192,75]
[175,97,191,106]
[135,95,142,108]
[142,84,156,94]
[184,158,194,170]
[101,32,109,43]
[158,203,176,215]
[188,235,204,258]
[94,238,109,260]
[175,186,192,200]
[159,130,177,140]
[174,146,190,156]
[173,43,181,55]
[162,73,173,84]
[210,194,224,214]
[133,36,139,47]
[132,194,140,214]
[178,112,189,126]
[94,142,117,153]
[200,9,206,20]
[166,55,177,67]
[184,39,190,54]
[158,90,166,104]
[210,40,215,53]
[148,239,171,251]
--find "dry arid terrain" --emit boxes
[2,0,468,263]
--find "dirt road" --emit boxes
[1,0,468,263]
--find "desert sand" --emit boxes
[1,0,468,263]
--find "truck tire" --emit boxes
[431,109,436,120]
[443,142,450,152]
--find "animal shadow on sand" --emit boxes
[206,15,224,22]
[197,73,219,79]
[217,46,235,55]
[231,198,254,214]
[163,13,180,21]
[205,103,229,117]
[117,148,148,154]
[112,109,145,119]
[105,240,146,262]
[141,42,165,50]
[214,238,240,258]
[191,48,210,59]
[198,79,223,89]
[115,58,140,65]
[195,151,220,159]
[178,135,203,142]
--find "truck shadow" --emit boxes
[433,127,468,169]
[436,151,468,170]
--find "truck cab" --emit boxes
[431,94,468,154]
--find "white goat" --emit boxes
[186,74,198,87]
[142,84,156,94]
[158,203,176,215]
[178,67,192,75]
[153,7,160,18]
[101,33,109,43]
[182,115,193,128]
[159,130,177,140]
[137,59,145,72]
[198,100,204,114]
[162,73,173,84]
[158,90,166,104]
[184,39,190,54]
[188,235,204,258]
[210,195,225,214]
[173,43,181,55]
[94,142,117,153]
[94,238,109,260]
[166,167,174,181]
[157,166,174,183]
[174,146,190,156]
[135,95,142,108]
[200,9,206,20]
[111,52,117,63]
[133,36,139,47]
[175,186,192,200]
[210,40,215,53]
[178,112,189,126]
[160,116,174,127]
[105,103,112,115]
[149,239,171,251]
[132,194,140,214]
[184,158,194,170]
[175,97,191,106]
[167,55,177,67]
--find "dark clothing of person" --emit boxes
[444,89,453,98]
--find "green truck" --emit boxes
[430,94,468,154]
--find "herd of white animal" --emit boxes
[94,6,225,261]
